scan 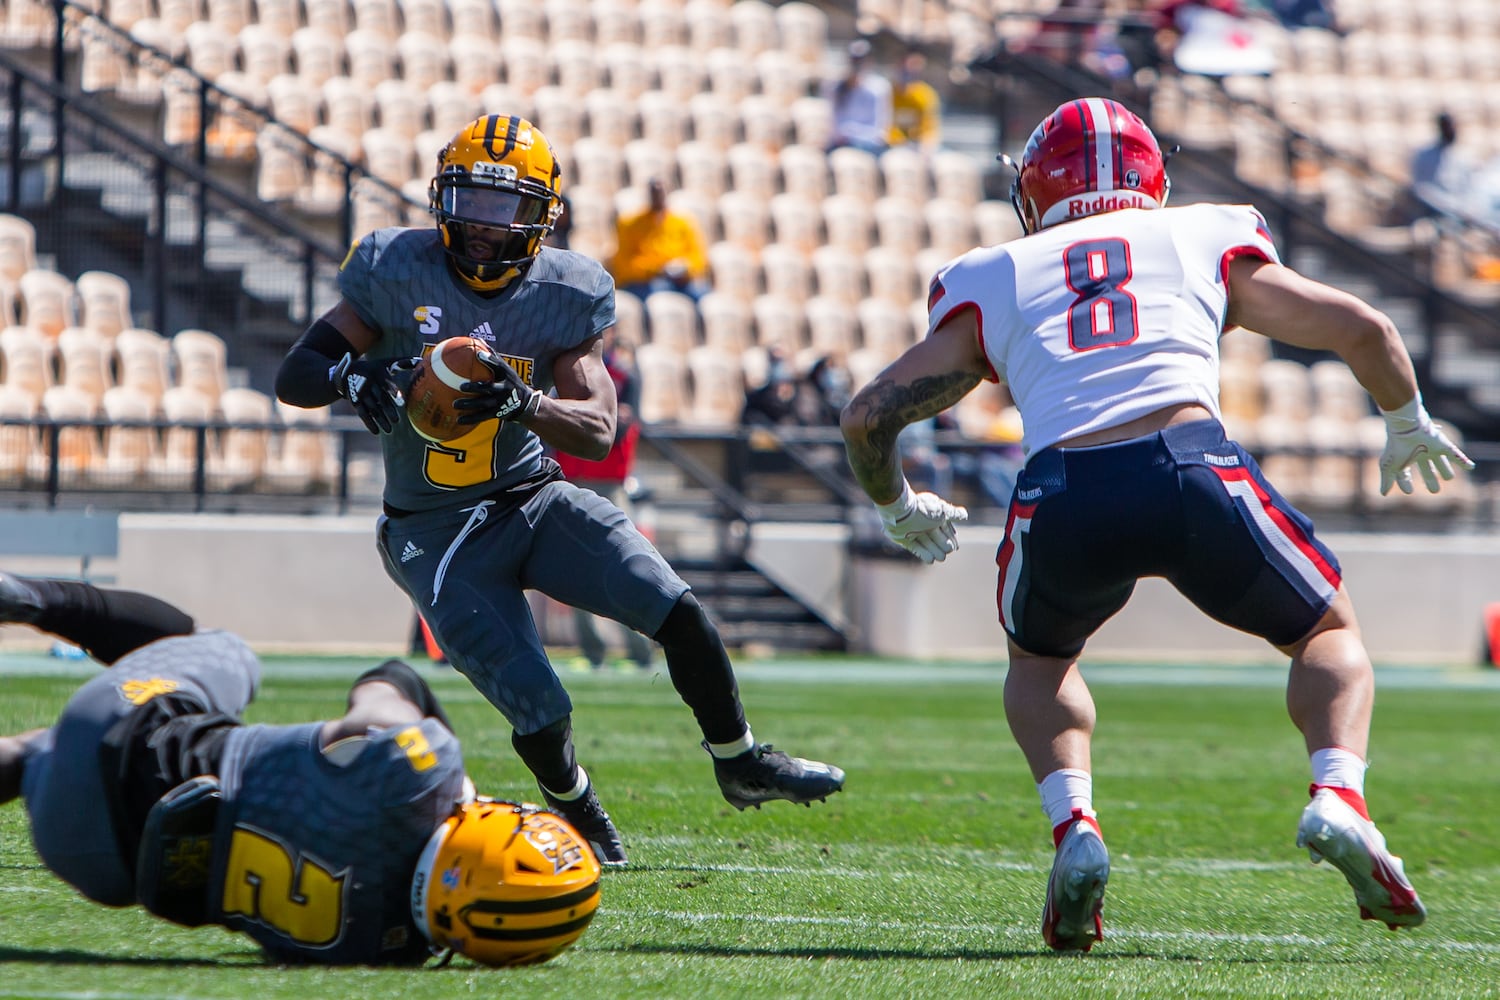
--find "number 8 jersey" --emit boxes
[926,203,1279,456]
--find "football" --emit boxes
[405,336,492,442]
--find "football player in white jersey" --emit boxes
[840,98,1472,952]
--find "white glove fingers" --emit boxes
[909,535,942,563]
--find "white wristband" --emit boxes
[875,479,916,520]
[1379,394,1426,432]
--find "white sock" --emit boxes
[1037,768,1095,829]
[706,729,755,759]
[1310,747,1366,796]
[542,765,590,801]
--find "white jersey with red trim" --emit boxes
[926,203,1280,455]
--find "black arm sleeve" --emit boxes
[274,318,359,407]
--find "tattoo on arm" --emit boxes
[844,370,982,498]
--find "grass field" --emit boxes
[0,654,1497,1000]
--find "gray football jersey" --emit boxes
[339,228,616,512]
[209,717,465,964]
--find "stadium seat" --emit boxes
[171,328,229,402]
[303,0,351,36]
[698,291,754,353]
[1218,356,1264,424]
[773,1,828,66]
[350,178,405,237]
[603,42,651,99]
[428,81,481,136]
[864,246,921,306]
[254,126,309,203]
[804,295,859,358]
[0,383,38,481]
[924,197,979,260]
[1,0,54,47]
[879,145,931,205]
[353,0,401,39]
[639,0,689,50]
[595,8,639,49]
[397,30,451,91]
[739,93,794,153]
[633,341,690,423]
[870,194,924,250]
[290,26,344,89]
[17,269,77,339]
[212,386,275,491]
[726,142,779,199]
[727,0,777,57]
[752,293,806,352]
[821,194,874,254]
[265,73,318,134]
[974,199,1024,246]
[373,79,427,138]
[681,0,729,51]
[760,242,815,304]
[55,328,114,403]
[685,344,746,428]
[858,297,916,357]
[117,19,183,105]
[707,47,756,103]
[777,144,830,202]
[183,20,237,81]
[690,93,740,152]
[637,88,691,149]
[500,36,552,97]
[653,46,706,104]
[612,289,646,349]
[74,270,132,337]
[95,384,161,488]
[238,24,292,84]
[643,290,699,355]
[265,399,339,492]
[768,193,823,256]
[931,150,986,207]
[495,0,544,40]
[345,28,398,89]
[1260,358,1315,420]
[705,242,761,305]
[0,325,52,401]
[78,20,126,93]
[717,190,771,253]
[551,38,603,98]
[31,385,101,488]
[753,50,811,111]
[398,0,449,41]
[544,0,592,42]
[666,188,719,245]
[1254,412,1311,503]
[829,146,882,200]
[448,0,497,40]
[623,138,675,192]
[811,244,865,307]
[113,328,172,403]
[531,86,587,152]
[588,89,640,150]
[161,69,206,147]
[677,140,729,199]
[322,76,376,144]
[788,96,833,153]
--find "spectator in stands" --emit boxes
[609,177,710,304]
[741,345,803,428]
[823,39,892,157]
[1410,112,1473,220]
[553,327,657,674]
[889,50,942,154]
[799,353,853,427]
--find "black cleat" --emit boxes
[708,742,846,811]
[540,782,628,868]
[0,573,44,625]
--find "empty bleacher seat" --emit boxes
[17,270,77,338]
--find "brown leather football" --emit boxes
[405,336,492,442]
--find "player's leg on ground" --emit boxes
[0,571,194,664]
[1278,587,1425,928]
[1004,638,1108,952]
[514,716,627,866]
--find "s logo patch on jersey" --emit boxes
[415,305,442,336]
[121,677,180,706]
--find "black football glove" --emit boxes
[330,353,420,435]
[453,349,542,425]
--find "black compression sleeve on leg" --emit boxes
[27,578,194,665]
[652,593,749,745]
[511,717,579,794]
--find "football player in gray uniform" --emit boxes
[0,571,600,967]
[274,115,845,868]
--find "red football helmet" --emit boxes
[1008,98,1170,234]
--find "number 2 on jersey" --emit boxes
[1064,238,1138,351]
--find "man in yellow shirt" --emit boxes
[889,51,941,153]
[610,177,710,303]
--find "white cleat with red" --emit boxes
[1042,810,1109,953]
[1296,787,1426,930]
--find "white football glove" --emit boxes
[875,480,969,564]
[1377,396,1475,496]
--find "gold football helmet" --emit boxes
[429,115,564,291]
[410,799,601,968]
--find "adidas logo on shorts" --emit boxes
[400,541,424,563]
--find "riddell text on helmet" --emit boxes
[1068,193,1153,217]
